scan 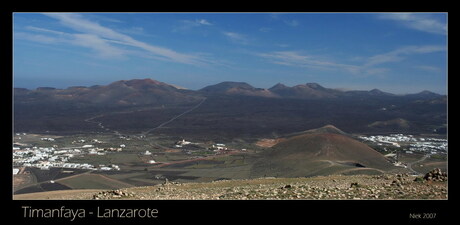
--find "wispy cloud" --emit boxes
[27,13,210,65]
[222,31,250,44]
[72,33,126,59]
[26,26,66,35]
[365,45,445,67]
[257,51,360,73]
[414,65,443,73]
[195,19,212,26]
[174,19,213,32]
[267,14,300,27]
[378,13,447,35]
[258,45,445,76]
[284,19,300,27]
[15,32,59,44]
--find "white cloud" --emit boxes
[257,51,360,73]
[258,45,445,76]
[26,26,66,35]
[378,13,447,35]
[174,19,213,32]
[41,13,209,65]
[365,45,445,67]
[414,65,443,73]
[15,32,58,44]
[222,31,249,44]
[16,28,126,59]
[284,20,299,27]
[72,33,125,59]
[196,19,212,26]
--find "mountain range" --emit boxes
[14,78,447,137]
[199,81,443,100]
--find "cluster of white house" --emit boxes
[173,139,193,148]
[359,134,447,154]
[13,144,123,171]
[173,139,229,151]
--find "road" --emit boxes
[142,97,207,136]
[84,114,122,136]
[84,97,207,139]
[406,154,430,175]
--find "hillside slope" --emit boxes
[14,173,447,200]
[251,126,395,178]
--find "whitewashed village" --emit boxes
[13,132,446,176]
[13,133,242,174]
[13,134,123,173]
[358,133,447,168]
[358,134,447,153]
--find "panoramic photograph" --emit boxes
[13,12,447,200]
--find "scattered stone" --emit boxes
[92,189,134,200]
[350,182,359,188]
[424,168,447,182]
[86,173,447,200]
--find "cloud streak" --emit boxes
[378,13,447,35]
[257,51,360,73]
[365,45,445,67]
[33,13,209,65]
[222,31,250,44]
[174,19,213,32]
[258,45,445,76]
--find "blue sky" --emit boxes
[13,12,447,94]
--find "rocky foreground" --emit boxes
[91,169,447,200]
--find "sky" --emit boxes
[13,12,447,94]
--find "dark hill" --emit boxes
[200,81,254,93]
[13,78,204,133]
[404,90,442,100]
[269,82,339,99]
[285,124,348,137]
[14,78,447,136]
[343,89,395,98]
[15,78,202,107]
[200,81,277,97]
[251,126,394,178]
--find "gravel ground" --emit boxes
[91,173,447,200]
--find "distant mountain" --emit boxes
[269,82,339,99]
[368,118,411,130]
[342,88,396,98]
[251,125,395,178]
[15,78,203,107]
[14,78,447,136]
[199,81,277,98]
[404,90,442,100]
